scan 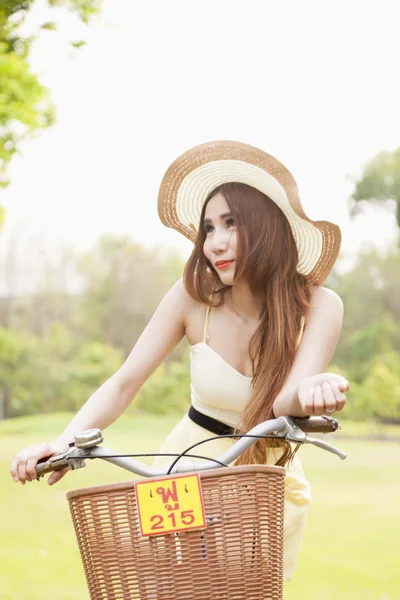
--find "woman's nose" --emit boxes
[212,228,229,253]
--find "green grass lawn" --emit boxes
[1,414,399,600]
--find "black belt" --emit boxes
[188,405,234,436]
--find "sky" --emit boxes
[1,0,400,292]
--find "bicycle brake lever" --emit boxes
[305,436,347,460]
[36,447,88,479]
[36,454,69,479]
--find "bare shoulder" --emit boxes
[168,277,198,307]
[166,278,191,306]
[165,278,203,325]
[310,285,343,311]
[169,279,210,344]
[307,285,344,324]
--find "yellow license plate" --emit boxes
[135,473,206,537]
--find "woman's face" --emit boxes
[203,193,237,286]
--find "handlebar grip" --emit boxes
[36,460,54,476]
[35,455,69,477]
[291,415,340,433]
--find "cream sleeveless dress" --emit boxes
[153,306,311,582]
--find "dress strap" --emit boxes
[296,315,306,349]
[299,314,306,334]
[203,306,211,343]
[203,288,215,343]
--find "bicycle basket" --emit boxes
[67,465,285,600]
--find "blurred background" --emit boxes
[1,1,399,598]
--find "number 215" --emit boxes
[150,510,195,530]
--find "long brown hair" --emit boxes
[184,182,311,464]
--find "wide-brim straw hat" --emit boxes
[158,140,341,285]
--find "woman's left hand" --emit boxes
[297,373,349,416]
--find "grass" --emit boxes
[1,414,399,600]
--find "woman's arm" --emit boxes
[272,286,349,418]
[11,279,192,484]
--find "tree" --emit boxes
[349,148,400,232]
[0,325,32,417]
[0,322,123,418]
[346,352,400,423]
[0,0,101,212]
[330,249,400,349]
[328,248,400,423]
[77,235,185,357]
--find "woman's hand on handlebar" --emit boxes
[10,440,71,486]
[298,372,349,416]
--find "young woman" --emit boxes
[10,140,349,580]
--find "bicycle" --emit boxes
[36,415,346,600]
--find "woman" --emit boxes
[10,140,349,581]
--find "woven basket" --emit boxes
[67,465,285,600]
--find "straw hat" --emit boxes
[158,140,341,285]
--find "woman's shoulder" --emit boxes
[167,278,210,343]
[310,285,343,306]
[166,278,206,317]
[308,285,344,321]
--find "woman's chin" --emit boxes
[217,272,235,286]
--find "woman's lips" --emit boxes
[215,260,234,270]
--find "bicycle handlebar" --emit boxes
[35,415,345,479]
[291,415,340,433]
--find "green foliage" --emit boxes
[0,233,188,419]
[0,0,101,190]
[0,318,190,420]
[48,0,102,24]
[29,323,123,413]
[0,323,122,417]
[363,352,400,421]
[0,42,55,187]
[350,147,400,229]
[329,247,400,423]
[351,314,399,361]
[340,314,400,383]
[345,353,400,422]
[70,39,87,48]
[0,325,36,417]
[332,250,400,348]
[76,235,185,357]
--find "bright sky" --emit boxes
[1,0,400,291]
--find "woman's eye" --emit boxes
[226,218,235,227]
[204,224,214,234]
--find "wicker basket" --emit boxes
[67,465,285,600]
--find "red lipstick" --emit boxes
[215,260,234,270]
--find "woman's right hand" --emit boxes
[10,439,71,486]
[297,372,349,416]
